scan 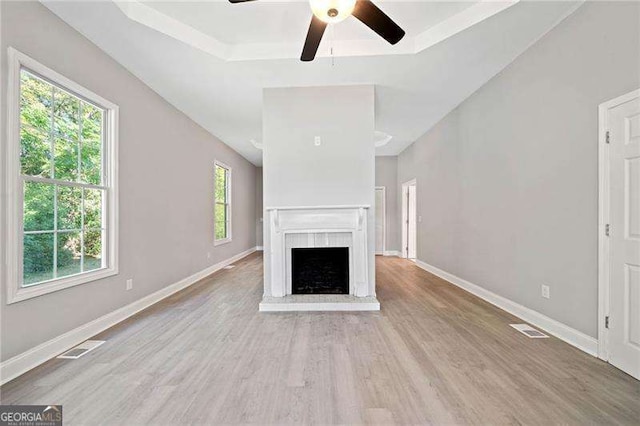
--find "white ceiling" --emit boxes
[114,0,519,61]
[141,1,477,45]
[43,1,582,166]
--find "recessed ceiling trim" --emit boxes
[114,0,519,61]
[45,1,583,167]
[115,1,232,59]
[415,0,518,52]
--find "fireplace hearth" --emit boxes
[292,247,349,294]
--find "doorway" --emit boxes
[375,187,386,255]
[402,179,417,260]
[598,88,640,380]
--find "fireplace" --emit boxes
[292,247,349,294]
[262,205,374,301]
[260,206,379,311]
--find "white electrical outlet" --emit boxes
[541,285,550,299]
[126,279,133,291]
[207,252,211,259]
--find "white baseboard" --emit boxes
[414,260,598,357]
[256,246,264,251]
[383,250,401,257]
[0,246,259,386]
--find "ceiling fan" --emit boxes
[228,0,406,61]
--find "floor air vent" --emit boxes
[57,340,105,359]
[510,324,549,338]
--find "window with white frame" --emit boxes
[6,48,118,303]
[214,161,231,244]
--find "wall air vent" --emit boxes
[510,324,549,338]
[57,340,105,359]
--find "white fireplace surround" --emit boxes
[266,205,371,298]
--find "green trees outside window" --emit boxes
[215,163,230,241]
[20,70,105,285]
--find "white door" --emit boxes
[375,187,385,255]
[408,185,417,259]
[606,91,640,379]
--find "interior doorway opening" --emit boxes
[402,179,417,260]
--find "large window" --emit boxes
[6,48,118,303]
[214,161,231,244]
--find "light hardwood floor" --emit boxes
[1,253,639,425]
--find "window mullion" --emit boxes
[21,175,107,191]
[225,172,229,205]
[23,230,55,235]
[81,188,85,272]
[50,85,57,279]
[102,110,107,186]
[53,185,58,278]
[78,102,83,183]
[79,102,85,273]
[50,85,55,179]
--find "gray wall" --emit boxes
[375,157,399,253]
[262,85,375,296]
[0,1,257,361]
[398,1,640,338]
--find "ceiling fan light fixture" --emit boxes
[309,0,356,24]
[229,0,405,61]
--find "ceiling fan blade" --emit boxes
[228,0,257,3]
[301,15,327,62]
[352,0,405,45]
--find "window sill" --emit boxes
[214,238,232,247]
[7,267,118,304]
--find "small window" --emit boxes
[6,48,118,303]
[214,161,231,244]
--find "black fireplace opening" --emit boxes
[291,247,349,295]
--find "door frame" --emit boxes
[401,179,417,259]
[597,88,640,361]
[375,186,386,255]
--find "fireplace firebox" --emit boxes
[291,247,349,294]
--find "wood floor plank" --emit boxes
[1,253,638,425]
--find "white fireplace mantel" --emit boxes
[265,205,371,299]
